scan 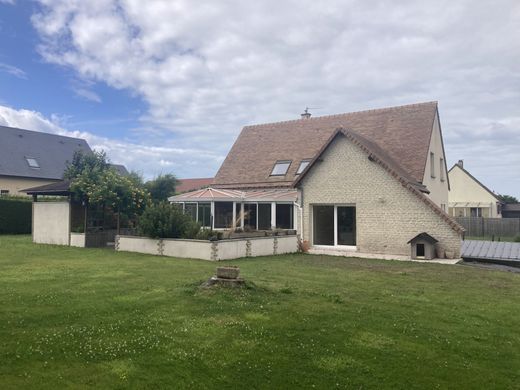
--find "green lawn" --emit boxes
[1,236,519,389]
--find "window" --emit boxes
[430,152,435,178]
[440,158,445,181]
[214,202,234,228]
[0,190,9,196]
[296,159,311,175]
[26,157,40,168]
[276,204,293,229]
[239,203,257,229]
[184,203,197,220]
[270,160,291,176]
[258,203,272,230]
[470,207,482,217]
[197,203,211,227]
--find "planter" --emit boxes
[216,266,240,279]
[230,231,266,239]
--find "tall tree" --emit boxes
[65,151,149,214]
[145,174,178,203]
[498,194,519,204]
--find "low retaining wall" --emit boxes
[115,235,299,261]
[70,233,86,247]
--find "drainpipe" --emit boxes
[293,201,304,239]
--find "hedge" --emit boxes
[0,197,32,234]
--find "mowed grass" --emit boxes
[0,236,519,389]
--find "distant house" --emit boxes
[176,177,213,194]
[0,125,128,196]
[502,203,520,218]
[170,102,463,258]
[448,160,502,218]
[0,125,91,196]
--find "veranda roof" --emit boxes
[168,187,298,203]
[449,202,495,208]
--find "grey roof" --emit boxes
[0,125,92,180]
[110,164,129,176]
[503,203,520,211]
[24,180,72,195]
[462,240,520,262]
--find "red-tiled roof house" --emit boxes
[170,102,463,258]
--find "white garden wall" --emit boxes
[70,233,86,247]
[33,202,70,245]
[115,235,299,261]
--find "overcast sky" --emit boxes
[0,0,519,196]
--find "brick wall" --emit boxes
[299,135,461,257]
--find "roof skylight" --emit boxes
[26,157,40,168]
[296,159,311,175]
[270,160,291,176]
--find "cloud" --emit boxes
[27,0,520,195]
[71,87,102,103]
[0,62,27,79]
[0,104,223,179]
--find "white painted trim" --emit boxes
[271,202,276,229]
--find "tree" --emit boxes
[498,194,519,204]
[65,151,149,215]
[145,174,178,203]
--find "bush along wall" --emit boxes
[0,197,32,234]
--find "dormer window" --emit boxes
[25,157,40,168]
[296,159,311,175]
[270,160,291,176]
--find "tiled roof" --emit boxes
[0,125,91,180]
[176,178,213,194]
[213,101,438,189]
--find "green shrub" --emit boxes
[195,228,220,241]
[0,197,32,234]
[138,202,200,239]
[514,235,520,243]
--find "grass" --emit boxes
[1,235,519,389]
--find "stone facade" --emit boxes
[298,135,462,257]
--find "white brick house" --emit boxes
[170,102,463,259]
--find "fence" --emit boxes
[456,217,520,238]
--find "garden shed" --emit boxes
[24,181,126,247]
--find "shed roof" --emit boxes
[407,232,439,244]
[23,180,72,196]
[0,125,91,180]
[213,101,438,189]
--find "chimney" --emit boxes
[301,108,311,119]
[457,159,464,168]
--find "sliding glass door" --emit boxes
[313,205,356,246]
[337,206,356,246]
[313,206,334,245]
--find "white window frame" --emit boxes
[296,159,311,175]
[430,152,435,178]
[311,203,357,250]
[270,160,292,176]
[440,158,445,182]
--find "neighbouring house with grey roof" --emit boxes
[0,125,129,196]
[0,125,91,196]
